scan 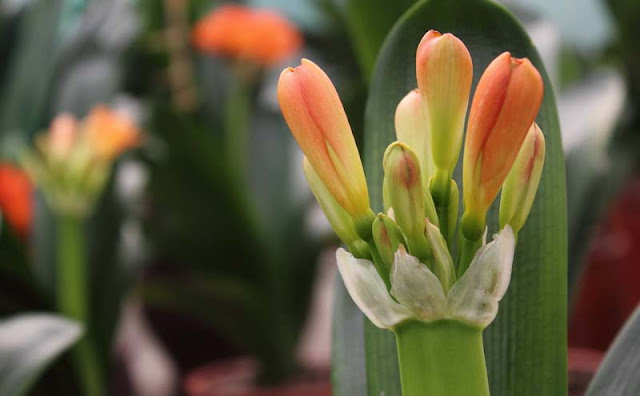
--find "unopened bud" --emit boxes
[499,123,545,233]
[462,52,543,239]
[372,213,407,268]
[383,142,430,260]
[416,30,472,176]
[395,89,434,184]
[424,219,455,292]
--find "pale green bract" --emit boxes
[337,226,515,329]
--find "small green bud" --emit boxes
[372,214,407,268]
[383,142,430,260]
[499,123,545,233]
[424,219,455,292]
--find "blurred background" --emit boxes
[0,0,638,395]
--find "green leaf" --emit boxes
[333,0,567,395]
[0,313,82,396]
[0,0,62,142]
[586,306,640,395]
[344,0,416,80]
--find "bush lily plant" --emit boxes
[22,107,140,396]
[279,31,545,396]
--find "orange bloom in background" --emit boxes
[84,106,140,161]
[0,163,33,236]
[192,5,302,66]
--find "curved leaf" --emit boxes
[0,313,82,396]
[344,0,416,80]
[333,0,567,395]
[586,306,640,395]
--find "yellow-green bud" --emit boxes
[303,157,361,246]
[383,142,430,260]
[424,219,455,292]
[372,213,407,268]
[499,123,545,233]
[395,89,434,186]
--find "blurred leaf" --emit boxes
[0,216,46,315]
[331,273,367,395]
[0,313,82,396]
[344,0,415,81]
[606,0,640,102]
[333,0,567,395]
[0,0,62,141]
[586,306,640,395]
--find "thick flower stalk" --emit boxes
[22,106,140,396]
[279,30,545,396]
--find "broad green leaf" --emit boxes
[344,0,415,80]
[0,313,82,396]
[333,0,567,395]
[586,306,640,395]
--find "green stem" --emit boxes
[394,320,489,396]
[457,232,482,277]
[57,216,104,396]
[224,74,251,183]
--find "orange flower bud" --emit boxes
[462,52,543,237]
[499,123,546,233]
[0,163,33,236]
[85,106,140,162]
[394,89,434,185]
[278,59,370,220]
[192,5,302,67]
[416,30,472,175]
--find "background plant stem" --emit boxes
[394,320,489,396]
[57,216,103,396]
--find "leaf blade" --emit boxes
[0,313,82,396]
[332,0,568,395]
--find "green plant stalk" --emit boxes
[395,320,489,396]
[457,233,482,277]
[224,74,251,183]
[430,170,451,247]
[58,216,103,396]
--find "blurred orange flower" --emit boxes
[192,5,302,66]
[0,163,33,236]
[84,106,140,161]
[24,105,141,217]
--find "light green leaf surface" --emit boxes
[586,306,640,396]
[0,313,82,396]
[333,0,567,395]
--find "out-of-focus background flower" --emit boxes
[0,0,638,395]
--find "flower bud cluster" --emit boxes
[277,31,546,329]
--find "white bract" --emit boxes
[337,226,515,329]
